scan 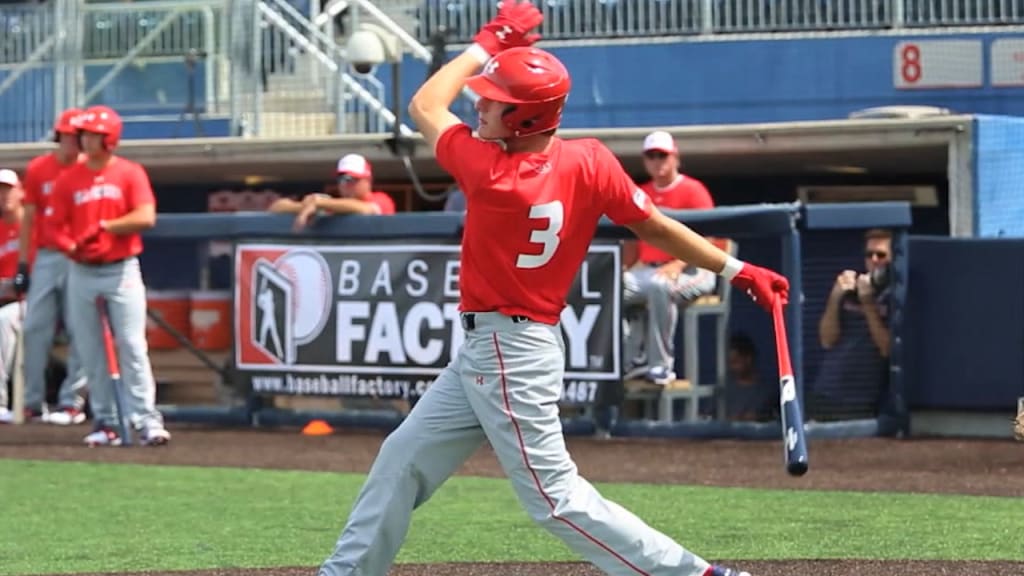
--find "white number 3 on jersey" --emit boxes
[516,200,564,269]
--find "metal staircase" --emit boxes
[242,0,411,137]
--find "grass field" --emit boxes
[2,459,1022,575]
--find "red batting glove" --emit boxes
[473,0,544,56]
[728,260,790,312]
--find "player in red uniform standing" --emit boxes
[14,108,91,425]
[50,105,170,446]
[318,3,785,576]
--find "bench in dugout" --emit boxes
[623,239,736,423]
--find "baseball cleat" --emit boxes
[141,428,171,446]
[47,407,87,426]
[706,566,752,576]
[83,426,122,447]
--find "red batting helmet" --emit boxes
[466,47,571,138]
[53,107,83,142]
[74,105,123,149]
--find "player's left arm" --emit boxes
[312,196,381,216]
[657,180,716,275]
[102,164,156,235]
[593,143,788,311]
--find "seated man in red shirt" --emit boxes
[624,131,718,385]
[270,154,396,230]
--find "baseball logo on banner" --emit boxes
[234,242,621,403]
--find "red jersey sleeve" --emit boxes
[48,169,75,252]
[125,162,156,209]
[682,178,715,210]
[369,192,396,215]
[22,156,46,207]
[434,124,502,199]
[589,141,652,226]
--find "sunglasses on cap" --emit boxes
[865,250,889,260]
[643,150,670,160]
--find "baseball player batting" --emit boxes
[14,108,90,425]
[317,4,787,576]
[50,105,170,447]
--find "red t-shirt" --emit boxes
[436,124,652,324]
[368,191,396,215]
[0,217,20,280]
[636,175,714,264]
[22,152,79,254]
[51,157,156,264]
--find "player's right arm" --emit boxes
[18,162,39,265]
[267,197,304,214]
[17,205,35,264]
[100,163,155,235]
[48,170,77,254]
[408,51,485,152]
[409,0,543,153]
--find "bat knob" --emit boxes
[787,460,809,477]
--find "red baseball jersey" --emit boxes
[636,175,714,264]
[368,191,396,215]
[436,124,652,324]
[22,152,79,254]
[51,158,156,264]
[0,216,20,280]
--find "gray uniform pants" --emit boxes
[623,263,717,371]
[23,249,88,411]
[66,257,164,432]
[318,312,711,576]
[0,301,20,408]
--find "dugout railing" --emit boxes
[139,201,911,441]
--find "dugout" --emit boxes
[0,114,973,234]
[0,114,989,437]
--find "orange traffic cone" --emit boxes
[302,419,334,436]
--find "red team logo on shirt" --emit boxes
[235,246,334,366]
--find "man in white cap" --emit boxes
[0,169,27,422]
[623,131,718,385]
[270,154,396,230]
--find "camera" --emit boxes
[843,264,890,304]
[345,26,400,76]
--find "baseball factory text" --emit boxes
[234,243,622,402]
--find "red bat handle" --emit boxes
[772,298,793,378]
[97,297,121,377]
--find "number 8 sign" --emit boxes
[893,40,983,90]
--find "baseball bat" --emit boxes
[771,298,809,477]
[11,300,25,425]
[96,296,133,446]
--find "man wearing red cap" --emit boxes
[269,153,396,230]
[623,130,718,385]
[51,105,170,447]
[293,153,395,229]
[316,3,783,576]
[13,109,90,424]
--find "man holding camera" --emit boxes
[813,228,892,419]
[819,228,891,358]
